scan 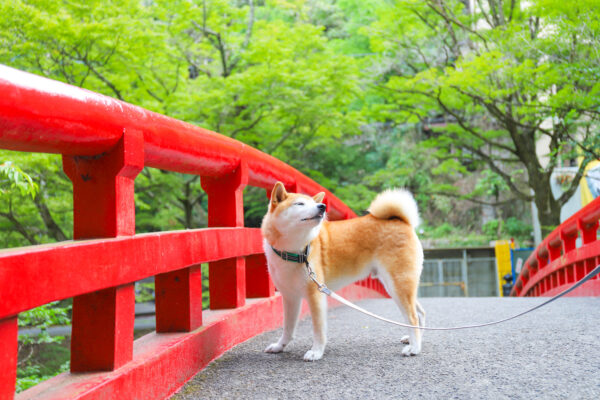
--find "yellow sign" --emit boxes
[581,160,600,206]
[494,240,514,297]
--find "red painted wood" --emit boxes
[0,317,17,397]
[155,266,203,332]
[63,130,143,372]
[356,276,390,298]
[71,286,135,371]
[62,129,144,239]
[0,65,373,399]
[0,65,355,221]
[539,279,600,297]
[201,163,248,309]
[207,258,246,309]
[245,254,275,298]
[17,285,384,400]
[579,219,599,244]
[519,240,600,296]
[201,161,248,227]
[512,197,600,297]
[0,228,263,320]
[560,230,577,253]
[547,243,561,262]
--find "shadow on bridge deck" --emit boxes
[172,297,600,400]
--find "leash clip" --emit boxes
[305,261,332,295]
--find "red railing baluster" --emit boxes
[579,219,599,277]
[578,219,598,245]
[246,254,275,298]
[62,129,143,371]
[547,243,561,262]
[155,266,204,332]
[0,317,18,396]
[201,162,249,309]
[560,230,577,253]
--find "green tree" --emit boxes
[0,0,368,245]
[0,152,71,247]
[366,0,600,234]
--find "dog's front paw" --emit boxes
[401,344,420,356]
[400,335,410,344]
[264,342,285,353]
[303,349,323,361]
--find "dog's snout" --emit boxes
[317,203,326,212]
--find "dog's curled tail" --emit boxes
[367,189,420,227]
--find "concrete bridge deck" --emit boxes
[172,297,600,399]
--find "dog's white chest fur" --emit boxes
[263,240,308,297]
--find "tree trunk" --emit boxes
[531,179,562,238]
[34,193,68,241]
[537,207,561,238]
[0,211,39,245]
[177,178,195,229]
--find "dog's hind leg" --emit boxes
[416,300,426,327]
[378,269,422,356]
[401,300,425,344]
[265,294,302,353]
[395,292,421,356]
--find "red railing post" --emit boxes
[201,162,249,309]
[246,254,274,298]
[242,187,282,298]
[62,129,143,371]
[578,219,599,276]
[0,317,18,396]
[155,265,203,332]
[560,230,577,253]
[547,243,561,261]
[578,219,598,245]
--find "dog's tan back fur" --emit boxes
[310,216,421,289]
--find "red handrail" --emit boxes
[0,65,354,220]
[511,196,600,297]
[0,65,383,400]
[0,228,263,319]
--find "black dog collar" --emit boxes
[271,245,310,264]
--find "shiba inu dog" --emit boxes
[261,182,425,361]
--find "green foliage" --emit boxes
[17,301,72,393]
[18,302,71,330]
[0,0,373,246]
[0,151,72,247]
[482,217,532,243]
[0,162,37,198]
[419,223,488,247]
[364,0,600,230]
[18,300,71,355]
[482,220,500,238]
[16,355,69,393]
[1,2,582,391]
[134,282,155,304]
[428,223,454,239]
[474,171,509,199]
[504,217,533,240]
[135,169,207,231]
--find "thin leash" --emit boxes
[271,245,600,331]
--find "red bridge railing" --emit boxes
[0,65,386,399]
[511,196,600,297]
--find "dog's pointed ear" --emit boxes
[313,192,325,203]
[270,182,288,209]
